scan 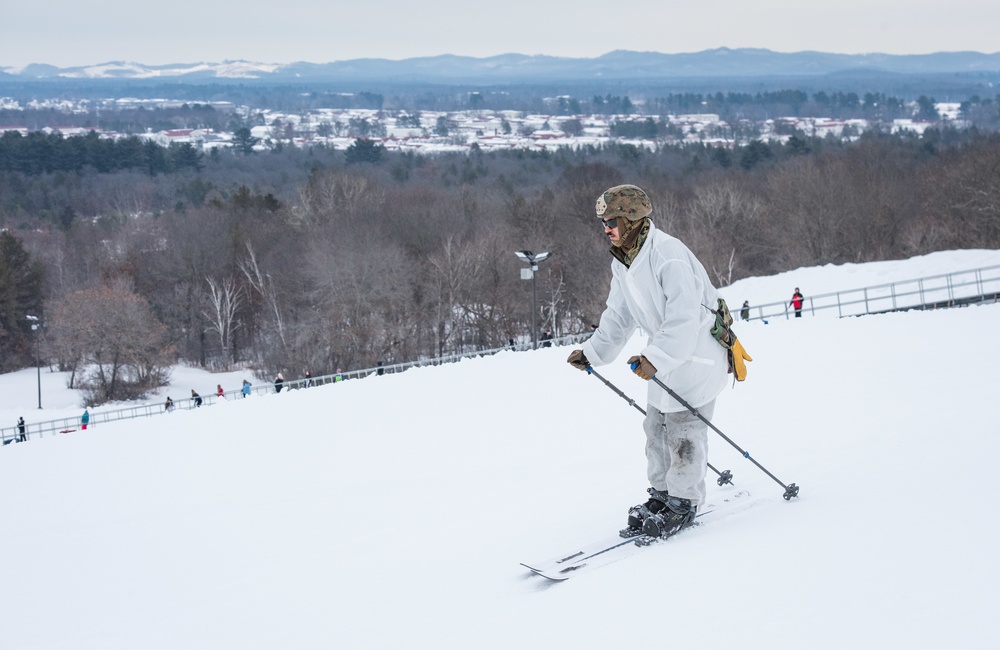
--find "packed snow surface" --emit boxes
[1,250,998,649]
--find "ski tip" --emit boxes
[524,565,571,581]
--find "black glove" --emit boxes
[567,349,590,371]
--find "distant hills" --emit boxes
[3,49,1000,84]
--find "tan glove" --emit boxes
[567,349,591,371]
[627,355,657,380]
[729,338,753,381]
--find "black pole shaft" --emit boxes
[646,373,798,499]
[34,328,41,409]
[587,367,733,485]
[587,367,644,416]
[531,272,537,350]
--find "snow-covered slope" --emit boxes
[1,253,998,649]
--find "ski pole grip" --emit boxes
[629,359,655,379]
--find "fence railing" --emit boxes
[738,264,1000,322]
[1,333,590,445]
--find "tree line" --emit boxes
[0,130,205,176]
[2,127,999,403]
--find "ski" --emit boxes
[520,532,641,575]
[522,489,752,582]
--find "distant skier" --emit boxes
[191,389,202,407]
[566,184,740,540]
[790,287,804,318]
[241,379,251,398]
[81,408,90,430]
[17,416,26,442]
[274,373,284,393]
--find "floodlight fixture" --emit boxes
[514,250,552,349]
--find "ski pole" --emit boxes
[630,361,800,500]
[586,366,734,487]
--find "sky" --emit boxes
[3,1,999,69]
[1,250,998,648]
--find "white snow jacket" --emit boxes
[581,223,728,413]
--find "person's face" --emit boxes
[602,217,620,244]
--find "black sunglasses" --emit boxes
[601,217,619,230]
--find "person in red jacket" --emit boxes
[790,287,804,317]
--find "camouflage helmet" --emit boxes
[595,184,652,222]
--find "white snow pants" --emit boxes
[642,399,715,508]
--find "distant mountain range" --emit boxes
[2,49,999,84]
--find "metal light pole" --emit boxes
[26,314,41,409]
[515,250,550,349]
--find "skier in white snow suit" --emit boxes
[566,184,729,539]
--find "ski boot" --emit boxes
[641,495,697,539]
[620,488,670,538]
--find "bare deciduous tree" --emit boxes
[298,171,388,225]
[427,235,478,355]
[98,171,156,219]
[239,241,287,355]
[47,280,173,404]
[686,180,766,286]
[915,136,1000,250]
[203,277,243,368]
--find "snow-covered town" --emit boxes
[0,94,964,154]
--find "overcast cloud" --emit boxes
[3,0,998,68]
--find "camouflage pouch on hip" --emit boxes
[708,298,751,381]
[709,298,736,349]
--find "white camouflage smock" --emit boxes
[581,223,728,412]
[582,223,729,505]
